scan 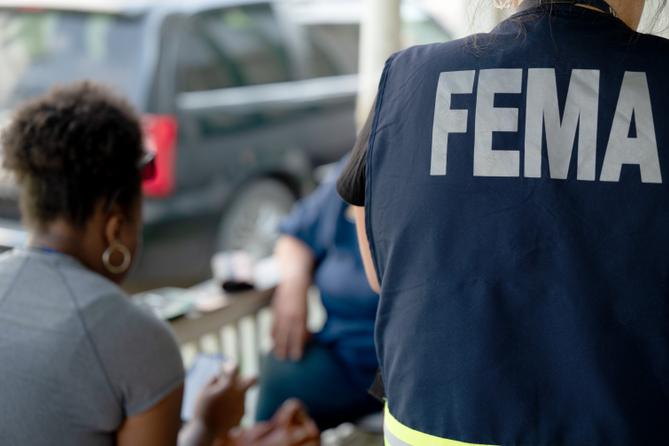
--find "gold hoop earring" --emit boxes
[102,241,132,275]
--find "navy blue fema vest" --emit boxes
[368,3,669,445]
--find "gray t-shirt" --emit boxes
[0,249,185,446]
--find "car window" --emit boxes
[195,3,291,89]
[303,24,359,77]
[175,21,241,92]
[0,9,145,108]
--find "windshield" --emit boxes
[0,9,146,109]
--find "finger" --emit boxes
[247,422,275,440]
[227,427,244,439]
[273,399,303,425]
[288,338,304,361]
[302,418,319,439]
[238,375,258,393]
[273,324,289,360]
[293,406,309,425]
[222,362,239,377]
[288,325,306,361]
[289,426,318,445]
[270,314,281,340]
[213,363,239,390]
[206,375,220,386]
[263,430,292,446]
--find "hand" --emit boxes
[223,399,320,446]
[192,364,257,439]
[271,280,311,361]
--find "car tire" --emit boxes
[216,178,297,258]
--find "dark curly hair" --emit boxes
[1,82,144,229]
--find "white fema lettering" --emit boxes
[430,71,476,176]
[430,69,662,184]
[525,69,599,181]
[600,71,662,183]
[474,69,523,177]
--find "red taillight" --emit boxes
[142,115,178,198]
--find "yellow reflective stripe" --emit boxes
[384,404,497,446]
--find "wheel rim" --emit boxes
[218,183,295,258]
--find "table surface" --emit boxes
[169,281,274,344]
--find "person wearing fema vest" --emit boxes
[337,0,669,445]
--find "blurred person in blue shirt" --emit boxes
[255,159,382,430]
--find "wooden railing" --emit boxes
[171,282,273,357]
[166,281,380,444]
[169,281,274,424]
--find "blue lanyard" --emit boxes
[30,246,60,255]
[523,0,617,18]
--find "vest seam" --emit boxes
[366,54,396,287]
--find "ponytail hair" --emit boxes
[493,0,524,9]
